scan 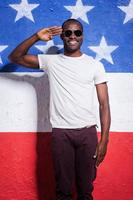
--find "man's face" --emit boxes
[61,22,83,53]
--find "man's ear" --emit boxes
[60,33,63,40]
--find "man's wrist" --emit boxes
[34,33,40,41]
[100,133,109,144]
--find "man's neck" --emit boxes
[64,50,82,57]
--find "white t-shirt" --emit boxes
[38,53,107,128]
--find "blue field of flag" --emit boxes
[0,0,133,72]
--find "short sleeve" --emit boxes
[38,54,48,70]
[94,61,108,85]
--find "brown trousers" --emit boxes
[51,126,98,200]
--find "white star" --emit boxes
[0,45,8,64]
[9,0,39,22]
[118,0,133,24]
[64,0,94,24]
[35,40,63,54]
[88,36,118,64]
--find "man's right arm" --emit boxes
[8,26,62,68]
[8,33,40,68]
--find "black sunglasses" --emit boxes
[63,30,83,37]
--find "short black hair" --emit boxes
[62,19,83,31]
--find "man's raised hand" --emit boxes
[37,26,62,41]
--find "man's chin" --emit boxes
[67,46,79,52]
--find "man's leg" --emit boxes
[75,126,98,200]
[51,128,75,200]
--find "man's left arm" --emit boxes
[94,82,111,167]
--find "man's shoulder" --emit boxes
[38,54,59,58]
[84,54,98,62]
[84,54,104,67]
[38,53,60,62]
[83,54,96,63]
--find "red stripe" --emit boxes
[0,132,132,200]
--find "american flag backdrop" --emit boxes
[0,1,133,200]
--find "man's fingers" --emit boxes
[37,25,62,41]
[49,26,62,31]
[49,26,62,35]
[96,152,106,167]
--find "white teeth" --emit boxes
[69,41,77,45]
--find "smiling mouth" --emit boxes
[68,40,78,45]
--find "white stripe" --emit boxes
[0,74,38,132]
[95,73,133,132]
[0,72,133,132]
[108,73,133,132]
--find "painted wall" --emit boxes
[0,0,133,199]
[0,73,133,200]
[0,132,133,200]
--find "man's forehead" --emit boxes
[63,22,82,30]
